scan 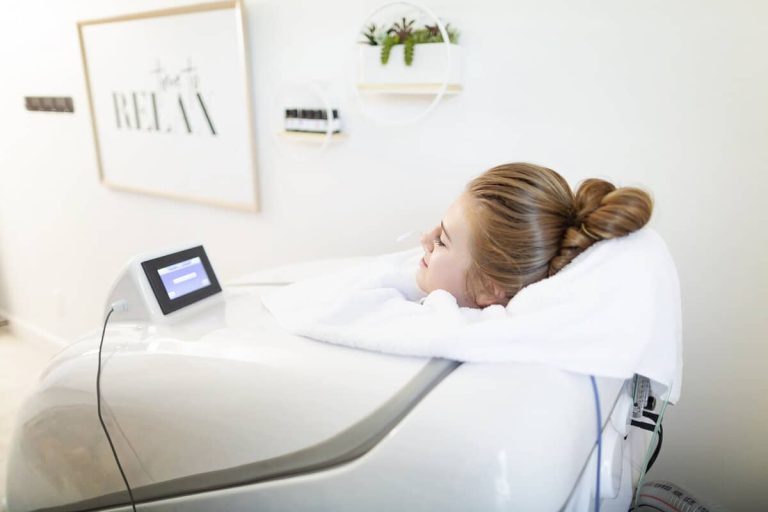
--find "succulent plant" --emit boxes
[422,22,459,43]
[360,23,378,45]
[424,23,440,38]
[380,34,399,64]
[444,23,460,44]
[363,15,460,66]
[387,17,415,43]
[404,37,416,66]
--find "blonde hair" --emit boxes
[464,162,653,305]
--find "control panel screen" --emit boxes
[158,257,211,300]
[141,246,222,315]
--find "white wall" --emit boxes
[1,0,766,509]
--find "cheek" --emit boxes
[427,254,466,293]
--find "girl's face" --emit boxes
[416,193,476,307]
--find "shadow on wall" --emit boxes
[0,248,9,325]
[0,215,10,326]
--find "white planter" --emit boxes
[357,42,463,93]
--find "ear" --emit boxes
[474,279,507,308]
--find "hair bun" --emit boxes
[576,179,654,241]
[548,178,653,276]
[574,179,617,225]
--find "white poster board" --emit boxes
[78,1,259,211]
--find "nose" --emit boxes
[420,230,433,254]
[421,225,440,254]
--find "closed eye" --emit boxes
[434,237,446,247]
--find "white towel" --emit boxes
[262,227,683,402]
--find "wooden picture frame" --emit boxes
[78,0,259,212]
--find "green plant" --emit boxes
[361,16,460,66]
[387,17,415,43]
[423,23,459,44]
[404,37,415,65]
[380,34,399,64]
[360,23,378,45]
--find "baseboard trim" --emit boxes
[0,308,67,347]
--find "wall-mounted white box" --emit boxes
[357,42,463,94]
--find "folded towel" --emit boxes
[262,227,683,402]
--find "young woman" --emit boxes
[416,162,653,308]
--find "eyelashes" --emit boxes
[433,237,446,247]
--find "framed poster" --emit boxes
[77,0,259,212]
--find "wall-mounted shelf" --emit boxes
[356,44,463,94]
[274,82,345,160]
[278,131,347,142]
[353,2,463,126]
[357,83,463,95]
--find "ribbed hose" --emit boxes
[633,480,719,512]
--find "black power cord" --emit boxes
[97,306,138,512]
[646,424,663,472]
[630,410,664,474]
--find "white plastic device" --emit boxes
[104,244,224,325]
